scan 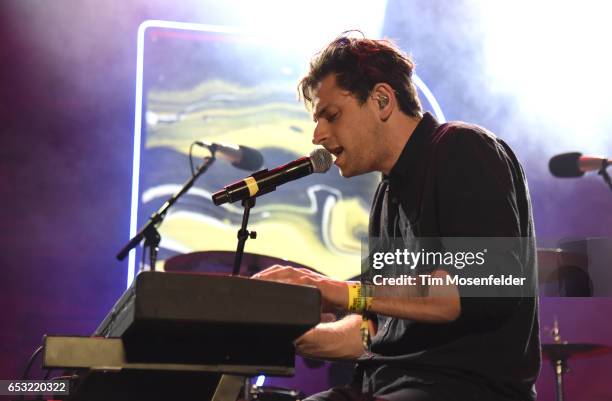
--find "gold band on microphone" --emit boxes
[244,176,259,197]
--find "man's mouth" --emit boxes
[329,146,344,158]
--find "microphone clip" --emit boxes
[232,197,257,276]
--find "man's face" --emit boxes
[311,74,382,177]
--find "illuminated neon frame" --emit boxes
[128,20,446,287]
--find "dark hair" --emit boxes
[298,33,422,117]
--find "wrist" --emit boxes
[347,281,373,313]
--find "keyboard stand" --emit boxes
[43,335,294,401]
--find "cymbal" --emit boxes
[163,251,320,276]
[542,342,612,360]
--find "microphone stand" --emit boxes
[598,160,612,192]
[232,197,257,276]
[116,157,216,271]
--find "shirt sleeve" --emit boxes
[433,125,527,323]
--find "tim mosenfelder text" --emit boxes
[372,274,527,286]
[369,249,527,287]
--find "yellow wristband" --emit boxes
[347,282,361,312]
[347,282,373,313]
[364,294,373,311]
[360,317,371,349]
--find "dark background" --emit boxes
[1,1,610,400]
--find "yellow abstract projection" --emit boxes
[142,79,377,279]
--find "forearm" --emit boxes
[252,265,460,325]
[366,269,461,322]
[295,314,364,360]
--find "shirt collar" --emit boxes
[387,112,439,181]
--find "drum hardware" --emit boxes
[542,319,612,401]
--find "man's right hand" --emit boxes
[294,314,366,361]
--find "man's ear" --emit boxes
[376,95,389,109]
[371,83,394,121]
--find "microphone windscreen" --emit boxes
[310,148,333,173]
[233,146,264,171]
[549,152,584,177]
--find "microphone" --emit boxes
[212,148,333,205]
[196,141,264,171]
[549,152,611,177]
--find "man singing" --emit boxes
[253,34,540,401]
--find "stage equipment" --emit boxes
[543,321,612,401]
[116,154,217,271]
[42,271,320,401]
[537,248,592,297]
[195,141,264,171]
[549,152,611,191]
[212,148,332,206]
[250,385,304,401]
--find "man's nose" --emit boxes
[312,123,327,145]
